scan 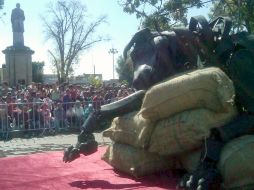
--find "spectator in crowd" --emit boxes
[30,92,43,128]
[83,90,92,106]
[15,91,30,130]
[5,92,16,118]
[104,89,114,104]
[33,92,43,103]
[0,98,9,134]
[30,82,37,91]
[53,102,67,131]
[69,85,78,102]
[92,90,104,110]
[43,96,53,111]
[1,82,11,96]
[50,84,61,102]
[37,103,54,135]
[63,89,72,112]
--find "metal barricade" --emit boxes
[0,100,101,140]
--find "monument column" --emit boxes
[2,3,34,87]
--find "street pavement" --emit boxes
[0,132,111,158]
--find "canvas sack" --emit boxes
[148,108,237,156]
[102,111,154,149]
[140,67,235,121]
[180,135,254,190]
[102,143,172,178]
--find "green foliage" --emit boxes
[121,80,130,86]
[209,0,254,33]
[115,55,133,85]
[32,61,45,83]
[0,0,4,9]
[88,75,102,88]
[119,0,207,30]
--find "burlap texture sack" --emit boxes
[102,111,154,149]
[148,108,237,156]
[139,67,235,121]
[102,143,173,178]
[180,135,254,190]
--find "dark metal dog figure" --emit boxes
[63,16,254,190]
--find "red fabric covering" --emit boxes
[0,146,178,190]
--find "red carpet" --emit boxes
[0,146,178,190]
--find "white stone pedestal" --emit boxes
[2,46,34,87]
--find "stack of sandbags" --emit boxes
[102,143,173,178]
[179,135,254,190]
[102,67,238,177]
[102,111,174,177]
[140,67,237,155]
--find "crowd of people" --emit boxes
[0,81,135,137]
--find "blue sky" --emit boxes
[0,0,211,80]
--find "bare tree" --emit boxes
[0,0,5,21]
[42,0,108,83]
[0,0,3,10]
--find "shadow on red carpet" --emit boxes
[0,146,179,190]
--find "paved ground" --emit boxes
[0,132,111,158]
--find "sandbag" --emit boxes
[139,67,235,121]
[180,135,254,190]
[102,111,154,149]
[149,108,237,156]
[102,143,172,178]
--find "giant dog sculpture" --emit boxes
[63,16,254,190]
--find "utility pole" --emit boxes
[91,53,95,76]
[108,48,118,79]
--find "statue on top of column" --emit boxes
[11,3,25,46]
